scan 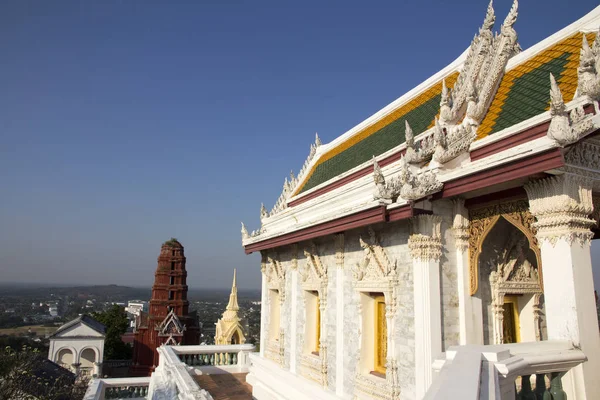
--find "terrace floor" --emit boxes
[194,372,252,400]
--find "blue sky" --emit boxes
[1,0,600,290]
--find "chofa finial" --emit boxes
[404,120,414,147]
[502,0,518,29]
[481,0,495,31]
[549,73,565,116]
[315,132,322,147]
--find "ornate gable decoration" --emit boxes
[406,0,521,166]
[156,310,186,345]
[300,242,327,289]
[352,227,397,285]
[371,156,443,202]
[265,252,287,303]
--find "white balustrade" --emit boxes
[85,344,256,400]
[426,341,586,400]
[84,377,150,400]
[171,343,256,374]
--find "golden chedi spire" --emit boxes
[214,269,247,344]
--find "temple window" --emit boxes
[303,290,321,355]
[170,276,175,285]
[269,289,280,341]
[168,291,174,300]
[359,292,387,376]
[374,294,387,374]
[170,262,175,271]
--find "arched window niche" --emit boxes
[471,211,546,345]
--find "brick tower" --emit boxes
[130,239,200,376]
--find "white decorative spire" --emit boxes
[226,269,239,312]
[315,132,322,147]
[260,203,268,220]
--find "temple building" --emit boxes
[48,314,105,378]
[131,239,200,376]
[241,3,600,399]
[215,269,248,345]
[85,3,600,400]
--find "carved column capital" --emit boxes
[408,215,443,261]
[290,244,298,271]
[260,251,268,275]
[524,175,595,246]
[452,198,470,252]
[335,233,345,269]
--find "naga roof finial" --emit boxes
[372,156,385,186]
[404,120,414,147]
[315,132,322,147]
[549,73,565,116]
[481,0,495,32]
[502,0,518,29]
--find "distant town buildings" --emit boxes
[125,300,148,328]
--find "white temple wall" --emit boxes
[261,218,428,398]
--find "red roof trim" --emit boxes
[244,205,391,254]
[440,149,564,198]
[289,150,406,208]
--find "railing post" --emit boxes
[534,374,547,400]
[544,372,567,400]
[518,375,536,400]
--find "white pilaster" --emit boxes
[409,215,443,399]
[452,198,482,345]
[335,234,344,397]
[260,254,268,358]
[525,175,600,399]
[290,264,298,374]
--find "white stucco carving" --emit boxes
[398,156,443,201]
[352,228,397,284]
[547,73,598,146]
[266,253,287,303]
[372,157,400,202]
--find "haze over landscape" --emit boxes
[2,0,600,291]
